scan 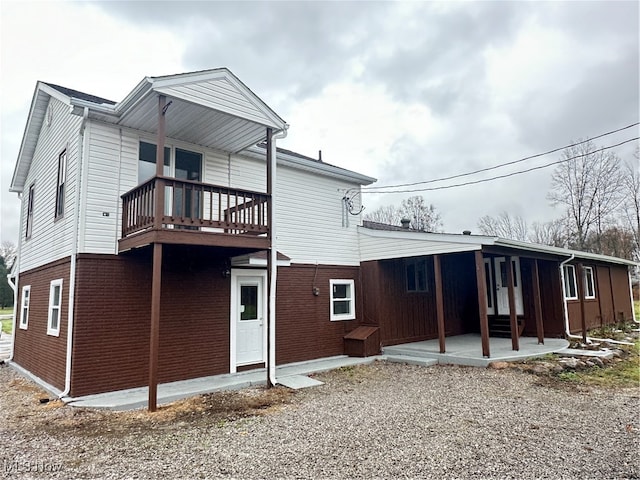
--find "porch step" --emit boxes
[384,355,438,367]
[489,317,525,337]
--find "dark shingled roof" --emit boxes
[362,220,409,231]
[44,83,117,105]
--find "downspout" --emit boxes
[8,192,24,361]
[268,125,288,387]
[59,106,89,399]
[560,254,633,346]
[629,268,639,326]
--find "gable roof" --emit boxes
[11,68,289,193]
[358,223,638,267]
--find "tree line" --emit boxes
[364,139,639,262]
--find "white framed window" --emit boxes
[563,265,578,300]
[47,279,63,336]
[330,279,355,321]
[19,285,31,330]
[406,258,428,292]
[584,266,596,299]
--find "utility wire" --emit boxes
[361,137,639,194]
[362,122,639,191]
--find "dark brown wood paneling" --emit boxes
[275,264,363,365]
[610,265,633,322]
[14,258,71,391]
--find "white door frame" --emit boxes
[494,256,524,315]
[229,268,268,373]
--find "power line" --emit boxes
[361,137,639,194]
[362,122,639,191]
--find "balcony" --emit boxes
[119,176,270,252]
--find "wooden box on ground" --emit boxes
[344,326,380,357]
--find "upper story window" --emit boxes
[563,264,578,300]
[47,279,63,337]
[406,258,428,292]
[25,184,35,240]
[138,141,170,183]
[20,285,31,330]
[55,149,67,219]
[330,279,355,321]
[584,266,596,299]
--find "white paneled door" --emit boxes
[493,257,524,315]
[232,272,266,367]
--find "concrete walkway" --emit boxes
[65,355,381,410]
[383,334,570,367]
[34,334,569,411]
[0,330,12,362]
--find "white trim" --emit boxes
[583,266,596,299]
[494,257,524,316]
[229,269,268,373]
[483,258,495,315]
[19,285,30,330]
[563,265,578,300]
[330,279,356,321]
[47,279,63,337]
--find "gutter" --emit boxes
[59,107,89,399]
[629,269,639,326]
[268,126,288,387]
[560,255,634,347]
[6,271,17,360]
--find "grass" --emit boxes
[554,340,639,388]
[0,308,13,335]
[635,300,639,321]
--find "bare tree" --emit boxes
[477,211,528,240]
[364,196,443,232]
[584,226,636,260]
[529,218,569,247]
[547,139,624,251]
[620,148,640,261]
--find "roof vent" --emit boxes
[318,150,322,162]
[462,230,472,235]
[401,218,411,229]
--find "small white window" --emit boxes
[330,279,355,321]
[584,266,596,299]
[563,265,578,300]
[47,279,63,336]
[20,285,31,330]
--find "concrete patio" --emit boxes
[34,334,569,411]
[383,334,570,367]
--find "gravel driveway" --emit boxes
[1,361,638,479]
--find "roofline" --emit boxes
[358,226,638,266]
[244,145,377,186]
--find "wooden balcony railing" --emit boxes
[121,176,269,239]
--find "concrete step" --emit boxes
[384,355,438,367]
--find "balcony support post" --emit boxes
[154,95,167,229]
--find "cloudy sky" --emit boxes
[1,0,638,244]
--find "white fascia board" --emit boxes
[359,244,481,262]
[114,77,153,115]
[496,238,638,266]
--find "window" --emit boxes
[55,149,67,218]
[19,285,31,330]
[406,258,428,292]
[25,184,35,239]
[47,279,63,336]
[138,141,170,183]
[330,279,355,321]
[584,266,596,299]
[563,265,578,300]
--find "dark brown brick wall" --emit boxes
[14,258,71,391]
[71,247,231,397]
[275,264,362,365]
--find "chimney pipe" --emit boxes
[401,218,411,229]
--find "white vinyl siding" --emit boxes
[47,279,63,336]
[330,279,355,321]
[19,285,31,330]
[80,122,365,265]
[19,97,81,272]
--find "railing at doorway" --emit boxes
[121,176,270,238]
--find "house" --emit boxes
[7,69,636,408]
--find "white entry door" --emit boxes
[494,257,524,315]
[231,271,266,368]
